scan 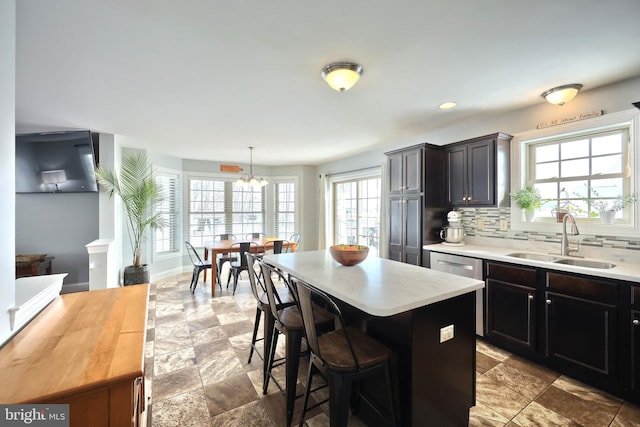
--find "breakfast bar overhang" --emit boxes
[265,250,484,426]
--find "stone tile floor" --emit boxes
[146,271,640,426]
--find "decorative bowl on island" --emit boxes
[329,244,369,266]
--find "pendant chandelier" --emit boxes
[236,146,268,188]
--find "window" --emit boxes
[511,109,639,234]
[187,177,265,246]
[275,182,295,239]
[334,176,381,256]
[529,129,630,221]
[155,172,179,254]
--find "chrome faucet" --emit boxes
[561,212,580,256]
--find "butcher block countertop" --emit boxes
[0,285,149,405]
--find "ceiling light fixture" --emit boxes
[438,101,457,110]
[321,62,363,92]
[541,83,583,106]
[235,147,267,188]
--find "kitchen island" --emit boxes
[265,250,484,426]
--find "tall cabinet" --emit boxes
[386,144,444,266]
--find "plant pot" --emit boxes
[124,264,149,286]
[524,210,535,222]
[599,210,616,224]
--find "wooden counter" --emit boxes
[0,285,149,427]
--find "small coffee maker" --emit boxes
[440,210,465,244]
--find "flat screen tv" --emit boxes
[15,130,99,193]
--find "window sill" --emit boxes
[510,213,640,237]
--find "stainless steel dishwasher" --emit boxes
[430,252,484,336]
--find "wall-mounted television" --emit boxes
[16,130,99,193]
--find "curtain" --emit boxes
[317,174,329,249]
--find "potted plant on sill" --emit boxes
[95,152,165,285]
[590,190,639,224]
[511,186,542,222]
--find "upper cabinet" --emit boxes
[387,144,423,194]
[445,133,512,207]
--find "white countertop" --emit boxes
[424,242,640,283]
[264,250,483,317]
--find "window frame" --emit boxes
[152,167,182,262]
[510,108,639,236]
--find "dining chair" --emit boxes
[260,262,334,427]
[288,233,301,251]
[259,239,288,281]
[245,253,295,366]
[184,241,213,293]
[293,277,398,427]
[213,233,237,283]
[246,232,265,240]
[226,241,258,294]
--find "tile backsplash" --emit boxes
[459,208,640,251]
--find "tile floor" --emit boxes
[146,271,640,426]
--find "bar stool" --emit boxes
[245,253,295,366]
[293,277,397,427]
[260,262,334,427]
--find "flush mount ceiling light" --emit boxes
[321,62,363,92]
[438,101,457,110]
[541,83,583,106]
[235,147,267,188]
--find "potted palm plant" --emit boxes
[510,186,542,221]
[95,152,165,285]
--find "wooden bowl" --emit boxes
[329,245,369,266]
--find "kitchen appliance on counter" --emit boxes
[440,210,465,245]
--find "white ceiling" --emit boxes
[15,0,640,166]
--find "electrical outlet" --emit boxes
[499,219,508,231]
[477,218,485,230]
[440,325,454,343]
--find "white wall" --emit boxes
[0,0,16,346]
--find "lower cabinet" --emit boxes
[484,260,637,402]
[486,262,538,353]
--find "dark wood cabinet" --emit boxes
[445,133,511,207]
[631,286,640,395]
[545,272,619,385]
[387,145,422,194]
[486,262,538,353]
[388,195,421,265]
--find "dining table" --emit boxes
[264,249,484,426]
[203,238,296,296]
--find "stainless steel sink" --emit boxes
[552,259,617,269]
[505,252,560,262]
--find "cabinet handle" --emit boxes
[634,319,639,326]
[467,196,472,201]
[462,196,467,201]
[546,299,552,305]
[528,294,534,300]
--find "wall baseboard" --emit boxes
[150,267,189,283]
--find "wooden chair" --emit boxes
[245,253,295,367]
[226,241,258,294]
[260,262,334,427]
[293,277,398,427]
[213,233,236,283]
[184,241,213,293]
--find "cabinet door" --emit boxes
[387,152,404,194]
[403,148,423,194]
[486,279,537,352]
[546,292,616,378]
[388,197,403,262]
[403,196,422,265]
[467,139,495,206]
[446,146,467,206]
[632,310,640,392]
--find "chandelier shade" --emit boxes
[236,147,267,188]
[321,62,363,92]
[541,84,583,106]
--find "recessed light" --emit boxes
[438,102,457,110]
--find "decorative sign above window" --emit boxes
[537,110,603,129]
